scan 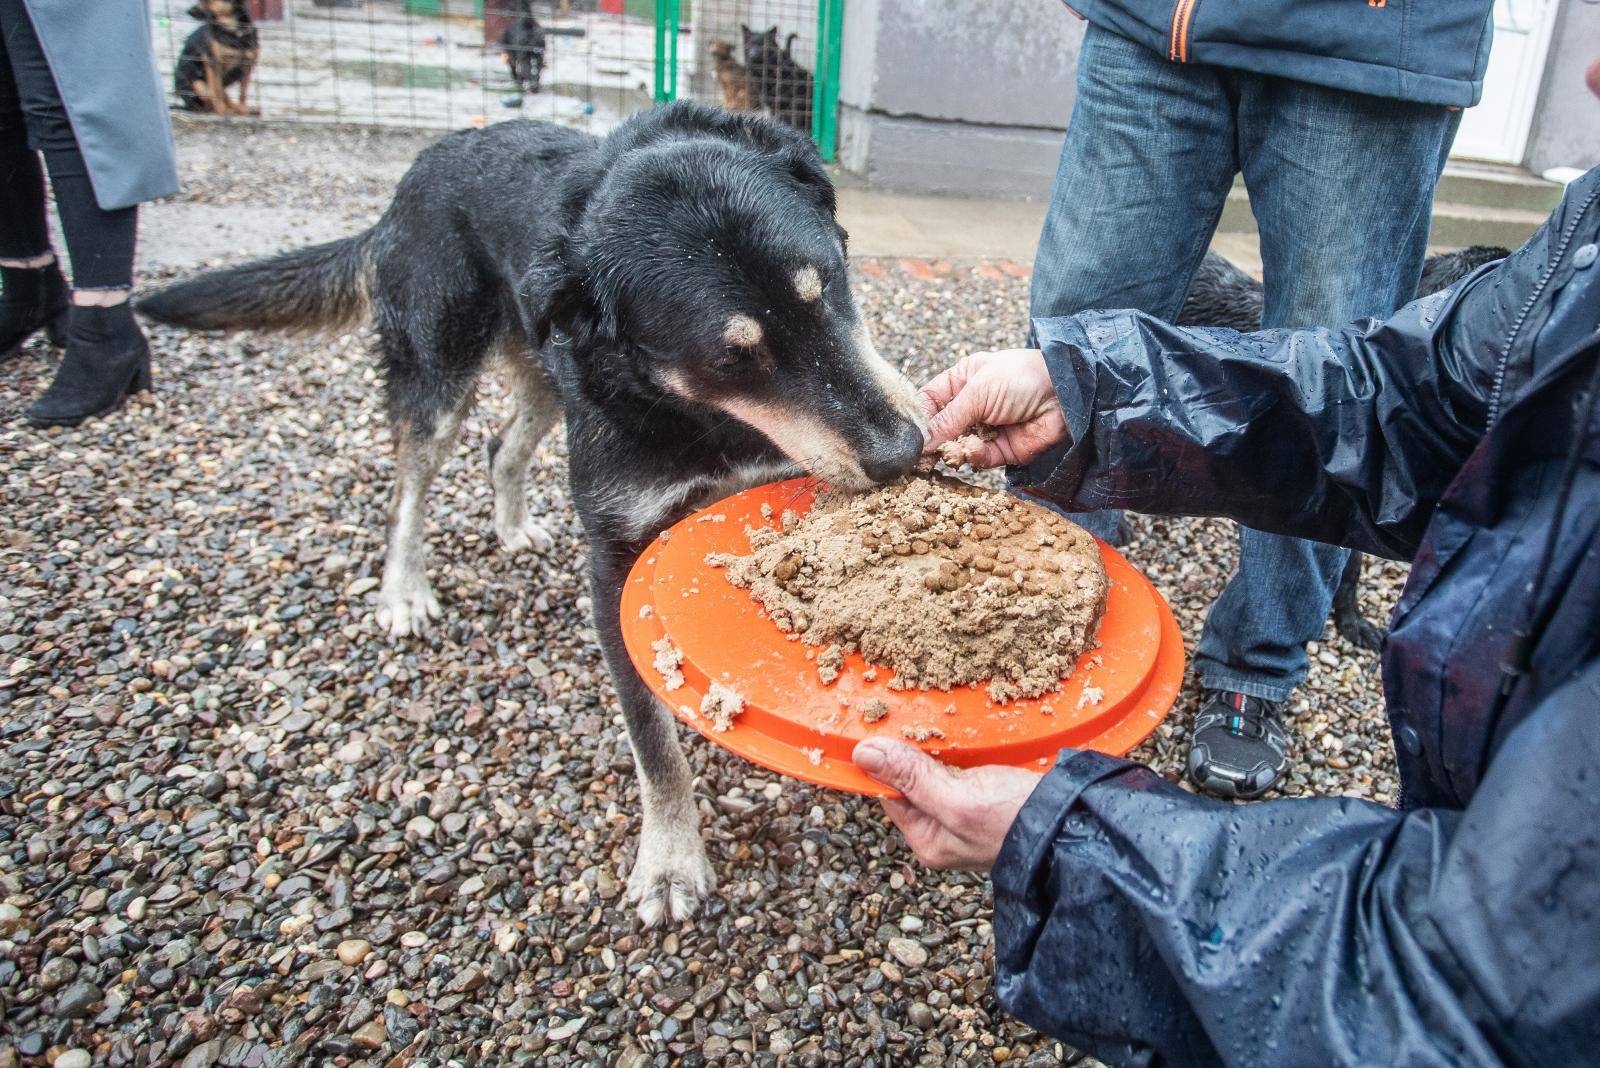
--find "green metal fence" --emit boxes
[653,0,844,162]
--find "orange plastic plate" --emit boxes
[621,479,1184,796]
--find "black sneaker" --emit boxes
[1187,689,1290,799]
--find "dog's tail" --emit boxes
[139,232,374,336]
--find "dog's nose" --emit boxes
[860,420,925,484]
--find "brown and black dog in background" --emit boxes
[175,0,260,115]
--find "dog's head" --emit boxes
[190,0,246,28]
[535,105,924,490]
[741,24,782,64]
[708,40,736,62]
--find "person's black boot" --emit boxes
[0,261,69,364]
[1186,689,1291,799]
[26,301,151,427]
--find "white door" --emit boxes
[1451,0,1562,164]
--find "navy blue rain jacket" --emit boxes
[1066,0,1493,107]
[995,164,1600,1066]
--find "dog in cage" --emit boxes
[741,24,813,132]
[138,102,924,927]
[708,40,757,112]
[500,0,547,94]
[174,0,260,115]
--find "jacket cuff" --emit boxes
[1007,315,1110,509]
[993,748,1133,905]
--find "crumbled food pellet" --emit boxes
[638,604,653,619]
[861,698,889,724]
[902,725,946,742]
[697,513,728,523]
[1077,685,1105,709]
[650,636,684,691]
[659,530,671,542]
[936,424,1000,468]
[802,747,824,766]
[816,644,845,685]
[781,509,801,530]
[760,502,774,520]
[701,681,745,732]
[715,476,1108,703]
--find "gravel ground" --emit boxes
[0,123,1403,1067]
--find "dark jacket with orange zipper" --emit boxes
[1064,0,1494,107]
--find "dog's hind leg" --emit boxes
[1331,551,1385,652]
[489,348,562,554]
[378,386,475,638]
[589,539,714,927]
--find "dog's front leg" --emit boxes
[237,62,256,115]
[589,538,714,927]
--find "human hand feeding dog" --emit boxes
[853,739,1043,871]
[918,348,1067,468]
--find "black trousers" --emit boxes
[0,0,137,289]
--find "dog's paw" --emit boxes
[375,582,442,638]
[627,827,714,928]
[495,514,555,556]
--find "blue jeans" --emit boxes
[1030,25,1459,701]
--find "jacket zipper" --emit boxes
[1487,181,1600,426]
[1168,0,1198,62]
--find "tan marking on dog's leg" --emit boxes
[491,351,563,555]
[723,314,763,347]
[793,266,823,302]
[377,390,475,638]
[627,698,713,927]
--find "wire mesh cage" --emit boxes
[654,0,843,159]
[149,0,660,134]
[146,0,841,152]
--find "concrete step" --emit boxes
[1218,186,1549,252]
[1439,161,1564,213]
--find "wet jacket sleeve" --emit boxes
[992,658,1600,1068]
[1013,284,1502,560]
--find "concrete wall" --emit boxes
[835,0,1594,195]
[837,0,1083,197]
[1524,0,1600,174]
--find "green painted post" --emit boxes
[653,0,681,103]
[811,0,844,162]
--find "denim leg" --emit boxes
[1193,80,1460,700]
[1026,25,1238,538]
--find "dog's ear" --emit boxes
[773,137,836,217]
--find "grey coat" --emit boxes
[23,0,179,209]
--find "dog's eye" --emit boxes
[713,346,750,371]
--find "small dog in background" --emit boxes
[501,0,547,95]
[708,40,756,112]
[175,0,260,115]
[741,24,813,132]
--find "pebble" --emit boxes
[888,937,929,969]
[54,1051,90,1068]
[54,981,102,1019]
[336,939,372,966]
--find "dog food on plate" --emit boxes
[710,476,1107,702]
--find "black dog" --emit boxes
[1178,244,1509,650]
[139,102,924,926]
[741,24,814,132]
[500,0,546,94]
[174,0,260,115]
